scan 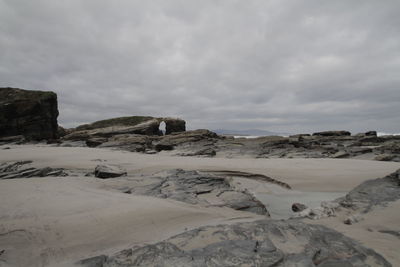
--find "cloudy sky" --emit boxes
[1,0,399,133]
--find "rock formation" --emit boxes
[0,161,66,179]
[80,219,390,266]
[0,87,59,140]
[124,169,269,215]
[67,116,186,138]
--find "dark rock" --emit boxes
[0,135,25,144]
[0,161,67,179]
[162,117,186,134]
[154,143,174,151]
[94,164,127,178]
[365,131,377,136]
[57,126,69,138]
[86,137,108,147]
[83,220,390,267]
[313,131,351,136]
[292,202,308,212]
[0,87,59,140]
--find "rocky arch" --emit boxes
[157,118,186,135]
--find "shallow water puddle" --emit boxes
[256,191,345,220]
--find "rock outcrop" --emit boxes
[80,219,390,267]
[339,169,400,213]
[0,161,66,179]
[124,169,269,215]
[0,87,59,140]
[67,116,186,138]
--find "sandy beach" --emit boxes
[1,144,400,266]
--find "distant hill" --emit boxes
[213,129,290,137]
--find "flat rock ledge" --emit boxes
[0,161,66,179]
[125,169,269,216]
[80,219,390,267]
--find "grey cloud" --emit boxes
[1,0,399,133]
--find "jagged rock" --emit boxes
[126,169,268,215]
[0,161,66,179]
[313,131,351,136]
[80,220,390,267]
[0,87,59,140]
[94,164,127,179]
[292,203,308,212]
[365,131,377,136]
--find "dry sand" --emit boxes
[2,144,400,192]
[1,144,400,266]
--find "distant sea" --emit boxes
[232,132,400,139]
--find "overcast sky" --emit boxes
[1,0,399,133]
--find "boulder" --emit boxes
[312,131,351,137]
[0,87,59,140]
[94,164,127,178]
[292,202,308,212]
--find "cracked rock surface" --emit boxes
[80,219,390,267]
[0,161,66,179]
[126,169,269,216]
